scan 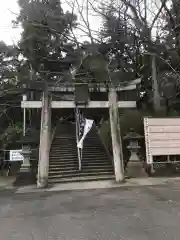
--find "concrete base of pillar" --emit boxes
[37,177,48,188]
[126,161,147,178]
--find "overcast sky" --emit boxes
[0,0,21,45]
[0,0,101,45]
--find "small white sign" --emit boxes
[10,150,24,162]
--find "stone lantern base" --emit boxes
[126,160,147,178]
[19,156,31,173]
[13,148,34,186]
[20,145,31,173]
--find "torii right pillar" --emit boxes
[108,88,125,182]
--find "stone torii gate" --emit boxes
[21,79,140,187]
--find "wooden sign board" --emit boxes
[144,117,180,164]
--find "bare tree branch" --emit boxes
[121,0,144,29]
[150,0,167,30]
[74,0,95,43]
[68,0,80,48]
[144,0,147,21]
[163,1,175,29]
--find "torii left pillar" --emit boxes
[37,89,52,188]
[108,88,125,182]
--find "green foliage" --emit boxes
[99,120,112,153]
[171,1,180,56]
[99,110,147,159]
[119,110,145,136]
[16,0,77,79]
[98,2,180,110]
[100,8,138,81]
[0,41,19,85]
[0,122,23,149]
[139,54,151,91]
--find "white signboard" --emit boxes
[10,150,24,162]
[144,117,180,164]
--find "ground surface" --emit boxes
[1,183,180,239]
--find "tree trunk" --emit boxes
[37,88,51,188]
[108,88,124,182]
[152,55,161,113]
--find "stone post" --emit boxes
[108,88,124,182]
[37,88,51,188]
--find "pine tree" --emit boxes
[17,0,77,81]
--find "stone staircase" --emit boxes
[48,122,114,184]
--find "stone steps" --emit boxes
[48,123,114,184]
[49,169,113,178]
[49,164,112,171]
[48,175,114,184]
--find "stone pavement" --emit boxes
[1,182,180,239]
[0,176,16,189]
[2,176,180,194]
[12,176,180,193]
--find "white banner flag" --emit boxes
[77,119,94,149]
